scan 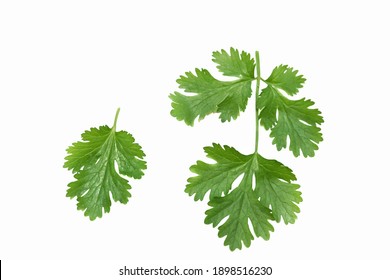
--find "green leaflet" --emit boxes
[170,48,324,250]
[64,109,146,220]
[170,48,255,125]
[265,64,306,96]
[257,86,324,157]
[212,48,255,78]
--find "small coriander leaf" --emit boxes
[266,64,306,96]
[64,109,146,220]
[212,47,255,78]
[170,49,255,126]
[258,86,324,157]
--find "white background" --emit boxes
[1,0,389,277]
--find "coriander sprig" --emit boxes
[170,48,323,250]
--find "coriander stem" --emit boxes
[113,107,120,130]
[254,51,261,154]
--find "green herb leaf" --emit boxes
[266,64,306,96]
[212,47,255,78]
[64,109,146,220]
[169,48,255,125]
[187,144,301,250]
[258,85,324,157]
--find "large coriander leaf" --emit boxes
[186,144,251,201]
[255,155,302,224]
[266,64,306,96]
[64,122,146,220]
[212,48,255,78]
[187,144,301,250]
[258,85,324,157]
[170,48,255,125]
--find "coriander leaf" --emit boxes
[64,109,146,220]
[170,49,256,125]
[255,155,302,224]
[212,48,255,78]
[266,64,306,96]
[258,85,324,157]
[187,143,301,250]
